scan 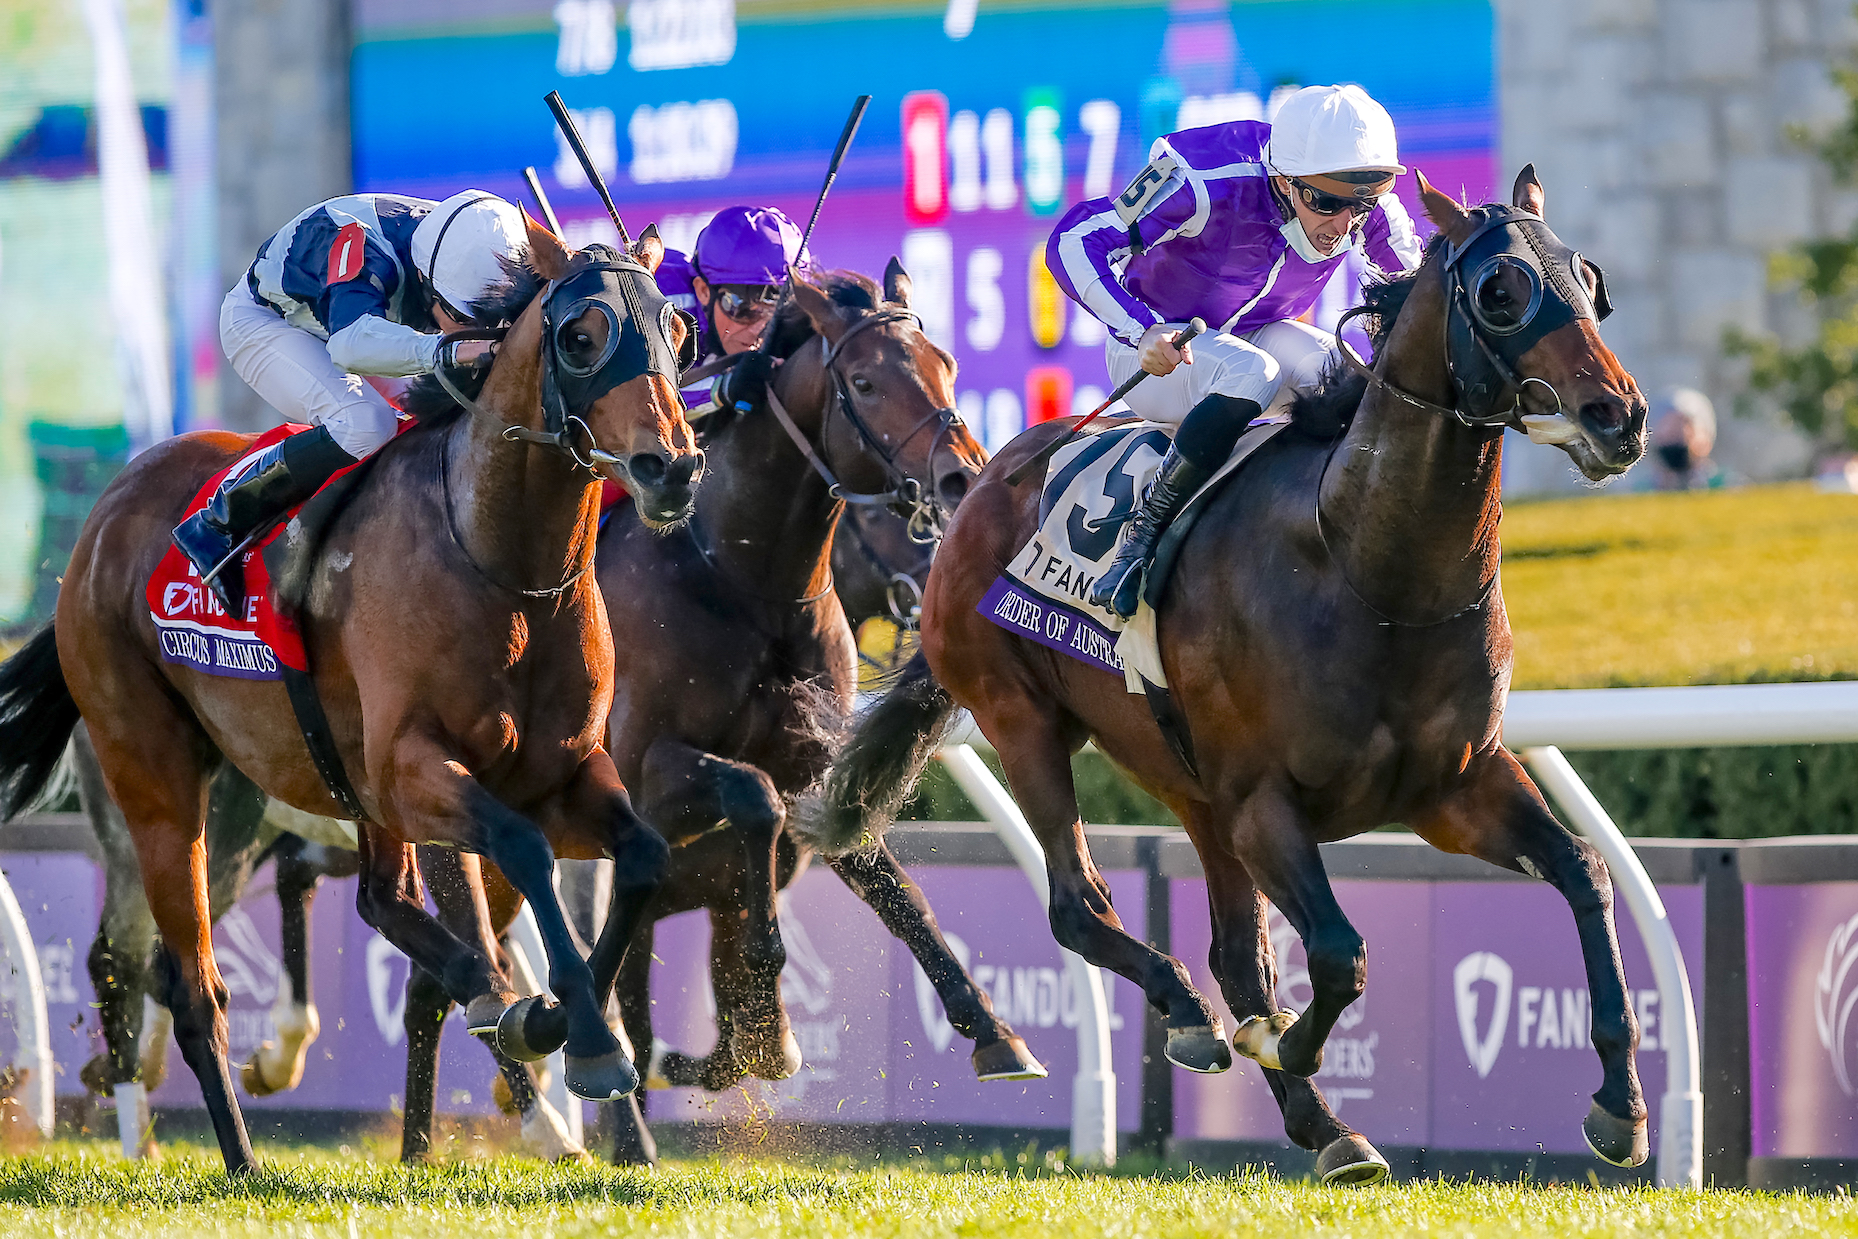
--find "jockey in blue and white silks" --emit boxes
[175,191,533,610]
[1047,84,1424,617]
[653,204,812,413]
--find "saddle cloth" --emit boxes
[144,423,357,681]
[980,416,1289,692]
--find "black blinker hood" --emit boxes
[540,244,683,435]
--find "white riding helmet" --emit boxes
[1264,85,1407,187]
[411,190,532,321]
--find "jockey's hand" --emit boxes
[719,352,778,412]
[449,339,496,367]
[1138,322,1194,376]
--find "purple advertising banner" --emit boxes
[1171,878,1434,1146]
[1745,881,1858,1159]
[1428,882,1701,1155]
[3,854,102,1095]
[644,863,1147,1132]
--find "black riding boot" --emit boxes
[1088,446,1210,619]
[172,424,358,614]
[1087,392,1260,619]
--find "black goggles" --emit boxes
[713,285,780,322]
[1289,178,1382,218]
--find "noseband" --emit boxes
[763,307,964,546]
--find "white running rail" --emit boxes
[0,870,52,1137]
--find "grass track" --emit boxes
[0,1146,1853,1238]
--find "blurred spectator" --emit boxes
[1646,388,1727,491]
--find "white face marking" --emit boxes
[1517,856,1546,881]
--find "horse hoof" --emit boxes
[1233,1011,1298,1072]
[1583,1100,1649,1168]
[1165,1023,1232,1073]
[494,996,568,1063]
[733,1023,803,1081]
[1316,1133,1390,1185]
[565,1050,640,1102]
[464,994,510,1036]
[972,1036,1048,1082]
[492,1073,519,1117]
[645,1039,672,1090]
[239,1054,280,1098]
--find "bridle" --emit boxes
[762,306,964,546]
[1317,204,1614,627]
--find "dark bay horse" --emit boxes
[0,218,702,1174]
[398,266,1040,1166]
[817,170,1650,1183]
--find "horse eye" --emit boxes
[852,376,874,393]
[574,332,593,349]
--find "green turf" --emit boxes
[1500,482,1858,690]
[0,1145,1851,1237]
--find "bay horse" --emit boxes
[0,218,702,1174]
[816,170,1650,1182]
[397,266,1040,1166]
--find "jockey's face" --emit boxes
[692,276,777,355]
[1274,175,1355,257]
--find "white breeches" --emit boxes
[1105,318,1340,426]
[220,283,400,457]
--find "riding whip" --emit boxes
[544,90,631,247]
[756,93,873,362]
[1004,317,1206,486]
[521,165,564,238]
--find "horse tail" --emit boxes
[798,650,959,855]
[0,625,81,821]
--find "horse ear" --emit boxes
[788,269,845,341]
[632,223,665,274]
[523,208,571,280]
[883,256,912,308]
[1414,169,1475,244]
[1511,162,1546,217]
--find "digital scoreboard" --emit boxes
[351,0,1494,449]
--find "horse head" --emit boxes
[784,260,987,543]
[495,214,704,528]
[1415,166,1647,480]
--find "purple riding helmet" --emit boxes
[658,204,815,403]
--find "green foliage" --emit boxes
[1564,743,1858,839]
[1728,64,1858,450]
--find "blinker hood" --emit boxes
[1442,204,1612,420]
[540,245,683,434]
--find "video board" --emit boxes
[351,0,1494,449]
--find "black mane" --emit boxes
[1288,234,1441,439]
[400,254,545,423]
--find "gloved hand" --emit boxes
[717,352,778,412]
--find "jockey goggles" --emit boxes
[712,285,781,323]
[1288,177,1383,218]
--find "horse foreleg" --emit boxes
[242,835,321,1097]
[398,961,449,1163]
[1412,749,1649,1168]
[1192,820,1387,1185]
[826,841,1045,1081]
[603,916,657,1166]
[626,740,796,1079]
[978,701,1228,1073]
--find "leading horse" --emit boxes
[818,169,1650,1182]
[0,218,702,1174]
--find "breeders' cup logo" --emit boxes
[1816,913,1858,1094]
[1268,905,1364,1032]
[368,934,411,1047]
[1453,951,1513,1079]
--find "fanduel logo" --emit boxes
[1454,951,1513,1079]
[1817,913,1858,1094]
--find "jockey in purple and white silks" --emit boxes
[174,190,534,610]
[1047,84,1424,618]
[653,204,812,413]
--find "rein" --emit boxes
[432,329,631,470]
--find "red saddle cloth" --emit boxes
[145,423,333,679]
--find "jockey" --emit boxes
[1048,84,1424,618]
[174,190,532,611]
[655,204,811,413]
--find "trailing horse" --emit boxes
[817,169,1650,1182]
[0,218,702,1174]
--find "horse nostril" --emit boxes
[1580,400,1625,436]
[936,470,971,510]
[668,450,704,488]
[628,452,668,487]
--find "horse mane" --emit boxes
[1288,233,1444,440]
[399,254,547,425]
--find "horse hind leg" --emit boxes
[602,916,657,1167]
[1413,750,1649,1169]
[826,840,1045,1081]
[242,835,321,1096]
[1193,820,1387,1185]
